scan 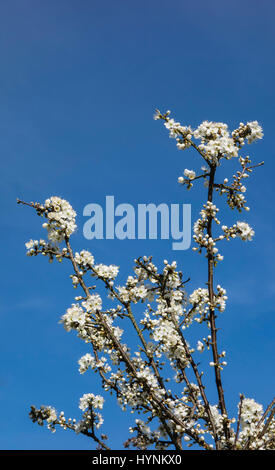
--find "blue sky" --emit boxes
[1,0,275,449]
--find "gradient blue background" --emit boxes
[1,0,274,449]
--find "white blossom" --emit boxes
[75,250,95,267]
[236,221,254,241]
[61,304,87,332]
[184,169,196,180]
[94,263,119,280]
[79,393,104,411]
[44,196,77,239]
[241,398,263,426]
[78,353,95,374]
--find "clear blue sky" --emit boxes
[1,0,275,449]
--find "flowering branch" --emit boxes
[18,110,275,450]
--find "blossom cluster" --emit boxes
[154,110,263,166]
[43,196,77,241]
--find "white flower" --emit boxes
[75,250,94,267]
[189,288,209,316]
[61,304,86,331]
[82,294,102,313]
[46,406,57,424]
[241,398,263,425]
[246,121,263,144]
[232,121,263,146]
[78,353,95,374]
[94,263,119,280]
[79,393,104,411]
[209,405,224,433]
[236,221,254,241]
[43,196,77,240]
[117,286,130,302]
[161,114,193,150]
[131,285,148,300]
[197,340,204,352]
[25,239,36,250]
[184,169,196,180]
[194,121,239,161]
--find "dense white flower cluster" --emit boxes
[232,397,275,450]
[157,110,263,168]
[43,196,77,241]
[131,285,148,301]
[61,304,87,332]
[79,393,104,411]
[78,353,95,374]
[194,121,239,162]
[189,285,227,319]
[209,405,224,435]
[23,196,77,250]
[75,394,105,432]
[94,263,119,280]
[189,288,210,317]
[241,398,263,427]
[82,294,102,313]
[236,221,255,241]
[78,353,111,374]
[61,295,123,352]
[75,249,95,267]
[152,319,186,360]
[232,121,263,146]
[192,202,225,263]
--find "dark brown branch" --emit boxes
[206,164,230,445]
[234,394,244,449]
